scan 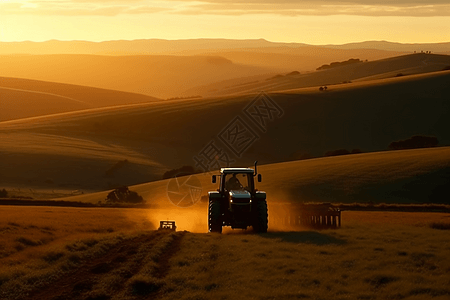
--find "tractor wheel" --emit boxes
[208,200,222,233]
[253,200,268,233]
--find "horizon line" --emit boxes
[1,38,449,46]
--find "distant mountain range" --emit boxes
[1,39,449,55]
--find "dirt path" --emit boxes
[25,230,185,300]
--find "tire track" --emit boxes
[153,231,185,280]
[125,231,186,300]
[25,231,166,300]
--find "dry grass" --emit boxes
[0,206,161,299]
[1,209,449,300]
[155,211,450,300]
[0,206,154,259]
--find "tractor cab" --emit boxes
[208,161,267,233]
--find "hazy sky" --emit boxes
[1,0,449,44]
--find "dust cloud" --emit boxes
[122,193,307,234]
[123,201,209,233]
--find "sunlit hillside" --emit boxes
[165,46,405,73]
[0,77,160,121]
[1,70,449,196]
[57,146,450,208]
[188,53,450,96]
[0,40,415,99]
[0,54,272,99]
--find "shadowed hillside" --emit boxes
[1,71,449,195]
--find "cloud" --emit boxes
[0,0,172,16]
[168,0,450,17]
[166,0,450,5]
[1,0,450,16]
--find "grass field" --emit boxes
[49,146,450,208]
[0,206,449,300]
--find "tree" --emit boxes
[388,135,438,150]
[325,149,350,157]
[105,186,144,204]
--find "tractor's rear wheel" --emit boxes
[253,200,268,233]
[208,200,222,233]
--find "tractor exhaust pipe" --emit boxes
[254,161,258,176]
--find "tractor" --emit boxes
[208,161,268,233]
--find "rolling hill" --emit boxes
[58,146,450,208]
[0,77,160,121]
[0,54,272,99]
[1,70,449,196]
[188,53,450,97]
[0,40,412,99]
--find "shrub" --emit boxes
[0,189,7,198]
[325,149,350,157]
[316,58,362,71]
[325,149,363,157]
[388,135,438,150]
[351,149,363,154]
[105,186,144,204]
[286,71,300,76]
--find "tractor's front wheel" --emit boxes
[253,200,268,233]
[208,200,222,233]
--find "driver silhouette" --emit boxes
[226,173,242,190]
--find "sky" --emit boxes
[0,0,449,44]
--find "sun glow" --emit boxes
[0,1,449,44]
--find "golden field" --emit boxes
[0,206,449,300]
